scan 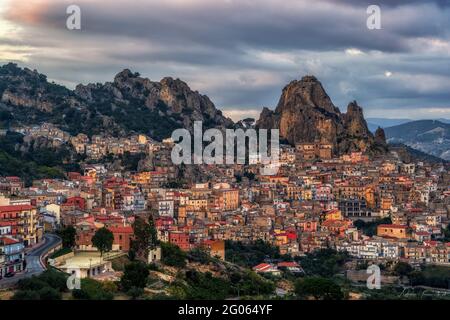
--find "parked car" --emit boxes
[4,272,15,278]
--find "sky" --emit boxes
[0,0,449,121]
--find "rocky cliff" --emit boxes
[257,75,387,155]
[0,63,233,141]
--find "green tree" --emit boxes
[130,216,158,262]
[72,278,114,300]
[37,287,61,300]
[188,247,211,264]
[12,290,40,300]
[92,227,114,257]
[444,223,450,241]
[393,262,413,277]
[60,225,76,248]
[13,270,67,300]
[127,287,145,299]
[161,242,187,268]
[120,261,149,291]
[148,214,158,249]
[184,270,231,300]
[295,277,344,300]
[299,248,349,277]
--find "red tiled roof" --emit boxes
[0,236,20,245]
[0,205,34,212]
[5,176,21,181]
[108,226,133,234]
[253,263,272,271]
[277,261,299,268]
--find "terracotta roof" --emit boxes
[277,261,299,268]
[0,205,34,212]
[108,226,133,234]
[0,236,20,245]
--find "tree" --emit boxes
[444,223,450,241]
[188,247,211,264]
[72,278,114,300]
[295,277,344,300]
[37,287,61,300]
[148,214,158,249]
[393,262,413,277]
[12,290,40,300]
[120,261,149,291]
[161,242,187,268]
[13,270,67,300]
[130,216,158,262]
[60,225,76,248]
[299,248,349,277]
[127,287,145,299]
[92,227,114,257]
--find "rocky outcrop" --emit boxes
[257,75,384,155]
[0,63,233,141]
[374,127,387,145]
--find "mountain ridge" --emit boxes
[0,63,233,141]
[384,120,450,160]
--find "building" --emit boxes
[339,199,370,219]
[109,226,133,251]
[296,143,333,160]
[377,224,409,239]
[201,239,225,260]
[0,205,38,246]
[0,235,25,277]
[169,231,190,251]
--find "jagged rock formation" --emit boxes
[257,75,386,155]
[374,127,387,145]
[0,63,233,141]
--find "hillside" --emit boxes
[0,63,233,141]
[385,120,450,160]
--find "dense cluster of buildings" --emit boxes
[1,132,449,280]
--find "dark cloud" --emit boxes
[0,0,449,119]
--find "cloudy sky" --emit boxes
[0,0,449,121]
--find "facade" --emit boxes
[377,224,409,239]
[0,205,38,246]
[0,236,25,277]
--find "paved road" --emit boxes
[0,233,61,288]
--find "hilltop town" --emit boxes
[1,122,449,299]
[0,65,449,300]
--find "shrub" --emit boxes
[161,242,187,268]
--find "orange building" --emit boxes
[201,240,225,260]
[109,226,133,251]
[0,205,38,246]
[169,231,190,251]
[377,224,409,239]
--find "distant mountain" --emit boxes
[384,120,450,160]
[367,118,412,132]
[257,76,387,155]
[367,117,450,132]
[389,143,448,164]
[0,63,233,141]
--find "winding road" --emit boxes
[0,233,61,288]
